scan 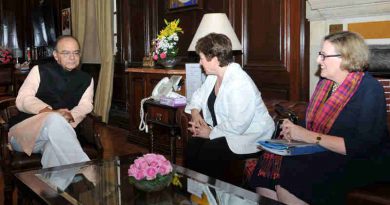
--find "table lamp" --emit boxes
[187,13,242,52]
[13,48,22,64]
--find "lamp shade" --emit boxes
[187,13,242,51]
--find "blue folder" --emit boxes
[257,139,327,156]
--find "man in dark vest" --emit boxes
[8,35,93,168]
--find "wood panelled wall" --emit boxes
[0,0,69,57]
[114,0,309,109]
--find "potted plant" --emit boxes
[128,153,173,192]
[152,19,183,68]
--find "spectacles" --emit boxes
[318,52,341,61]
[57,51,81,58]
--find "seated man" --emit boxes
[8,35,94,168]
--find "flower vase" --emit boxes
[158,58,178,68]
[131,172,173,192]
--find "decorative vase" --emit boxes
[158,58,178,68]
[131,172,173,192]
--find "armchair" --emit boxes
[0,97,103,204]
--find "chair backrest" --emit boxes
[264,99,308,139]
[0,97,18,126]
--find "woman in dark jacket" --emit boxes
[250,31,390,204]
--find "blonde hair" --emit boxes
[324,31,369,72]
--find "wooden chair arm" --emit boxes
[76,112,103,158]
[0,120,11,163]
[176,108,192,163]
[176,108,191,139]
[86,112,102,122]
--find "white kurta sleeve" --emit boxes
[70,79,94,128]
[16,65,51,114]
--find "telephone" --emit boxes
[139,75,184,132]
[151,75,183,101]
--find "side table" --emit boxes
[144,99,185,163]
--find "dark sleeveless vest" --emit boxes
[9,62,92,127]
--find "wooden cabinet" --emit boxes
[125,67,186,149]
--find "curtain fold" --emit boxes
[71,0,113,122]
[94,0,114,123]
[70,0,87,52]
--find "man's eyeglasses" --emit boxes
[318,52,341,61]
[57,51,81,58]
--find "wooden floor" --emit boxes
[0,124,155,205]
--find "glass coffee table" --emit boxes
[15,154,281,205]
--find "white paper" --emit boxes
[185,63,205,103]
[217,190,257,205]
[187,178,218,205]
[187,178,204,198]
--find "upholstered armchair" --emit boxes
[0,97,103,204]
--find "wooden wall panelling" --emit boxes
[128,0,146,64]
[162,0,232,64]
[300,2,310,101]
[111,0,160,128]
[239,0,308,101]
[117,0,127,62]
[242,0,289,100]
[231,0,243,66]
[128,72,146,131]
[1,0,67,59]
[117,0,160,65]
[285,0,309,101]
[164,11,202,63]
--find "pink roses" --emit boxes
[153,52,167,61]
[0,48,13,64]
[128,153,173,181]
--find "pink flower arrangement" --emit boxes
[0,48,13,64]
[128,153,173,181]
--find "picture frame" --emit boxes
[61,8,71,35]
[167,0,202,12]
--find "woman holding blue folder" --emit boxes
[251,31,390,205]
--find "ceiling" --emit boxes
[306,0,390,21]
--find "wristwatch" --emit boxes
[316,134,322,144]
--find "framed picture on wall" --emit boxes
[168,0,202,11]
[61,8,71,35]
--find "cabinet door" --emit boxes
[128,72,147,130]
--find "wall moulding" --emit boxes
[306,0,390,21]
